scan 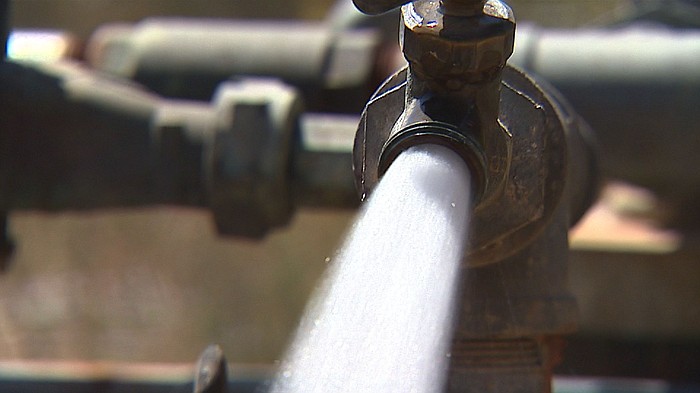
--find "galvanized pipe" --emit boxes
[85,18,380,110]
[0,60,359,239]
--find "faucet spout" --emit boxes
[351,1,598,393]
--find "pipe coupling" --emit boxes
[207,78,303,238]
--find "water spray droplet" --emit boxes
[269,145,472,393]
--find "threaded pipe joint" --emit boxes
[378,122,487,202]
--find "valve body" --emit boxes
[352,1,597,392]
[353,0,595,266]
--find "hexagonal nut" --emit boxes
[400,3,515,87]
[207,79,303,238]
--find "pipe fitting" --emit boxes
[352,0,568,266]
[351,3,597,393]
[378,116,489,203]
[207,78,303,238]
[354,66,570,266]
[351,0,581,266]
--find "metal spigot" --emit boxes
[352,1,598,392]
[352,0,515,204]
[382,0,515,204]
[353,0,588,266]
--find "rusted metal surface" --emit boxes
[2,1,696,391]
[351,1,596,392]
[355,65,584,266]
[352,0,598,267]
[379,0,515,205]
[335,1,700,228]
[448,206,576,393]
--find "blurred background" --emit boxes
[9,0,627,35]
[1,0,698,387]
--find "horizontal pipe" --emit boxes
[0,60,208,210]
[85,19,380,104]
[292,113,358,208]
[0,60,359,235]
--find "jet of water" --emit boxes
[270,144,473,393]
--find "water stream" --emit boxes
[270,144,473,393]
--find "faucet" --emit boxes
[352,0,597,392]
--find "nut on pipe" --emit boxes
[207,78,303,238]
